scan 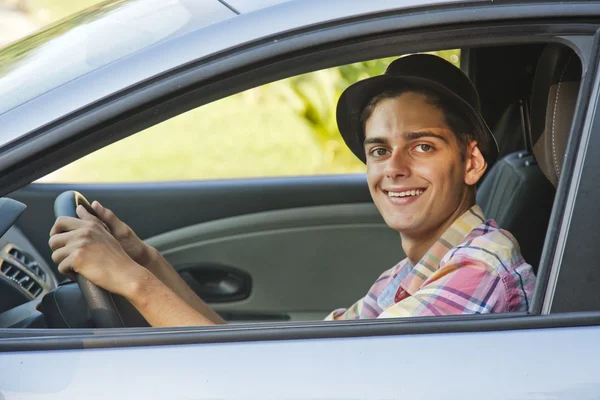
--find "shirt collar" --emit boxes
[400,204,487,295]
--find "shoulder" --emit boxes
[441,220,535,312]
[443,220,525,274]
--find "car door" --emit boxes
[11,178,401,322]
[2,1,600,399]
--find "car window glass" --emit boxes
[37,50,460,183]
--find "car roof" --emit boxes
[0,0,476,146]
[225,0,293,13]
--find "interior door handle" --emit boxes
[179,266,251,303]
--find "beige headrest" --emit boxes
[530,45,582,187]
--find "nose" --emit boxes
[383,148,411,179]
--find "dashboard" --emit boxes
[0,194,143,330]
[0,226,57,314]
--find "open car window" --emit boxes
[37,51,461,183]
[0,41,586,328]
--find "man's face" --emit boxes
[364,92,476,237]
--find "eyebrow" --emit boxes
[406,131,450,144]
[363,137,387,146]
[364,131,450,146]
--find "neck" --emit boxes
[401,194,475,265]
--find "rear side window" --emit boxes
[38,50,460,183]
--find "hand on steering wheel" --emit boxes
[51,191,148,328]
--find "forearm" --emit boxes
[126,269,218,327]
[141,246,226,325]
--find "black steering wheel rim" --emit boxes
[54,191,134,328]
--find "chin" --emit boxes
[383,214,419,233]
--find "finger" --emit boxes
[91,200,103,215]
[92,201,126,236]
[49,216,85,236]
[75,204,110,233]
[52,244,75,267]
[76,204,100,222]
[57,252,77,281]
[48,230,76,251]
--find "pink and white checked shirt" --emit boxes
[326,205,536,320]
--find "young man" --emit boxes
[48,54,535,326]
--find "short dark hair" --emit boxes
[359,85,477,159]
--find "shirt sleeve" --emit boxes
[378,259,505,318]
[323,262,406,321]
[324,298,364,320]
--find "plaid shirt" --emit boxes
[326,205,535,320]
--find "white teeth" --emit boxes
[388,189,424,197]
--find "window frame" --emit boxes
[0,4,599,347]
[543,30,600,313]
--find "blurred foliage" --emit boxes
[41,92,330,183]
[269,58,396,171]
[268,50,460,173]
[43,50,460,183]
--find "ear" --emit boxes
[464,141,488,186]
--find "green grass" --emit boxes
[40,89,366,183]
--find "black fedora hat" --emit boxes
[336,54,498,164]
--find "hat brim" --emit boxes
[336,75,499,164]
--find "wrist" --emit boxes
[136,243,159,267]
[124,266,160,306]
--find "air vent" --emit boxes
[8,247,46,282]
[0,260,43,298]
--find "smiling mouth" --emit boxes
[385,188,426,198]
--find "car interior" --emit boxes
[0,41,583,329]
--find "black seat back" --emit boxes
[477,151,554,268]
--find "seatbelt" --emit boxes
[519,98,533,154]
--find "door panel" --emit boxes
[10,175,373,268]
[8,175,404,320]
[147,203,403,321]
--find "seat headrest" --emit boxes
[530,44,582,187]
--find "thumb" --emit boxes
[91,201,123,234]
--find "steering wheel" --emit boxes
[54,191,148,328]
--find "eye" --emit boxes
[415,144,434,153]
[369,148,389,157]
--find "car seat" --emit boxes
[477,43,581,272]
